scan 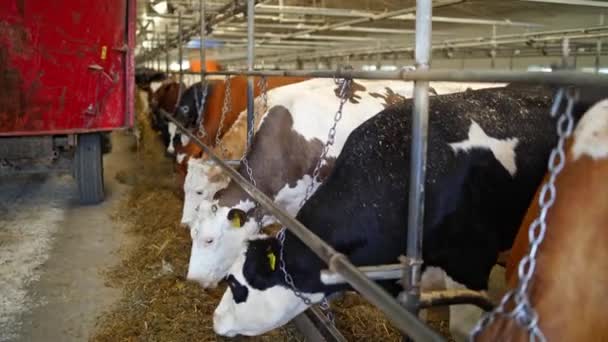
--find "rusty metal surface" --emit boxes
[0,136,54,159]
[0,0,135,136]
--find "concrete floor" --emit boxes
[0,132,136,342]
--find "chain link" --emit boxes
[299,75,353,209]
[469,87,578,342]
[195,79,210,139]
[276,68,354,327]
[215,75,232,158]
[241,76,267,188]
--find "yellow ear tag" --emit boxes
[231,216,241,228]
[267,252,276,271]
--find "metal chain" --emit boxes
[276,70,354,326]
[215,75,232,158]
[257,76,269,114]
[469,87,578,342]
[195,79,210,139]
[241,76,267,189]
[243,77,270,228]
[299,75,353,209]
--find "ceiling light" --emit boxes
[151,1,168,14]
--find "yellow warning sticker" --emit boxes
[101,46,107,60]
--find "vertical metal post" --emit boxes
[400,0,431,322]
[155,33,160,70]
[165,24,170,74]
[178,11,184,86]
[200,0,207,83]
[562,37,570,68]
[596,14,604,72]
[490,25,497,69]
[246,0,256,149]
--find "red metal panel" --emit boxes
[0,0,135,136]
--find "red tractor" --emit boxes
[0,0,136,204]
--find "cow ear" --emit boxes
[227,208,247,228]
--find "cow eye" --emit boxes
[180,105,189,113]
[204,238,214,245]
[196,190,203,195]
[227,208,247,228]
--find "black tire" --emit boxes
[75,133,105,204]
[101,132,112,154]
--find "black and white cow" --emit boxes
[212,85,578,338]
[167,81,217,155]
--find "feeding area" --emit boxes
[1,0,608,341]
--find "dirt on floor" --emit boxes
[1,131,138,342]
[91,93,302,342]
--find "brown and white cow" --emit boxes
[168,76,309,156]
[476,98,608,341]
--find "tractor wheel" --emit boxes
[75,133,105,204]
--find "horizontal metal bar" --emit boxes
[256,4,379,17]
[306,306,348,342]
[218,22,420,34]
[159,112,444,342]
[321,267,496,312]
[439,24,608,45]
[321,264,402,285]
[392,14,542,27]
[520,0,608,6]
[419,290,495,312]
[202,68,608,86]
[200,159,241,167]
[212,30,379,41]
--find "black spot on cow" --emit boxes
[242,239,282,291]
[226,274,249,303]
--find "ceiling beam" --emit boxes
[392,14,543,27]
[212,30,379,41]
[260,0,463,44]
[255,4,380,17]
[218,25,608,63]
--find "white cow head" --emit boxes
[181,158,229,228]
[186,199,261,288]
[167,122,178,154]
[213,236,323,337]
[167,121,191,155]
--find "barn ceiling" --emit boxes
[135,0,608,68]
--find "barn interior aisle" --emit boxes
[0,131,135,342]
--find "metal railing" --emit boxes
[200,68,608,86]
[151,0,608,341]
[160,111,445,342]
